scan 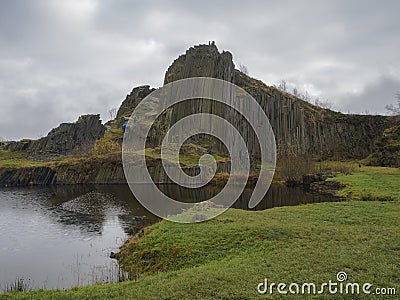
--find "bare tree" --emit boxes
[315,98,333,110]
[108,107,117,120]
[385,92,400,116]
[239,64,248,75]
[277,80,287,92]
[303,91,311,103]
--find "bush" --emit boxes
[91,139,121,156]
[314,161,355,175]
[277,145,314,185]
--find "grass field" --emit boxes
[0,151,45,168]
[332,165,400,201]
[2,164,399,299]
[3,201,399,299]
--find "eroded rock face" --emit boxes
[164,43,235,84]
[158,44,398,160]
[0,166,55,186]
[367,124,400,167]
[150,44,237,153]
[0,140,32,152]
[25,114,105,159]
[234,71,395,160]
[1,43,399,187]
[116,85,156,119]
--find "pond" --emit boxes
[0,184,340,292]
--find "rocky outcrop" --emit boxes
[116,85,155,119]
[366,124,400,167]
[0,156,124,187]
[27,114,105,159]
[0,166,56,186]
[0,139,33,152]
[302,173,334,188]
[1,43,399,187]
[309,180,346,194]
[2,114,105,160]
[234,71,395,159]
[164,43,235,85]
[0,155,231,187]
[157,44,397,161]
[3,114,106,160]
[103,85,155,142]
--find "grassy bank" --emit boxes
[332,165,400,201]
[2,164,399,299]
[0,151,44,168]
[4,201,399,299]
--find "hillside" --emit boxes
[0,43,399,186]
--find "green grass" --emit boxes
[4,200,399,299]
[0,150,45,168]
[103,127,123,140]
[331,165,400,201]
[2,163,399,299]
[145,147,229,167]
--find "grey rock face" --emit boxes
[25,114,105,159]
[164,44,235,84]
[159,44,397,160]
[0,166,55,186]
[116,85,155,119]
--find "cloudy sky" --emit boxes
[1,0,399,140]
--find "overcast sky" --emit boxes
[1,0,399,140]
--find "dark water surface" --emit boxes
[0,184,339,292]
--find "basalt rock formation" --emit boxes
[0,43,399,187]
[164,44,235,84]
[1,114,105,160]
[159,44,396,160]
[116,85,155,121]
[366,124,400,167]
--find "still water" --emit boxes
[0,184,339,292]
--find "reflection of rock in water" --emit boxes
[232,185,342,210]
[46,185,92,206]
[45,185,160,236]
[54,191,129,234]
[157,184,221,203]
[59,191,126,215]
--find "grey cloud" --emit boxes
[336,75,400,114]
[0,0,400,140]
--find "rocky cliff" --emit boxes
[1,114,105,160]
[233,71,394,159]
[164,44,235,84]
[116,85,156,120]
[0,43,398,187]
[157,43,396,160]
[365,124,400,167]
[0,155,217,187]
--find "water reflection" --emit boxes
[0,184,340,292]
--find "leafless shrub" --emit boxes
[277,144,314,185]
[108,107,117,120]
[385,92,400,116]
[239,64,248,75]
[314,161,355,175]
